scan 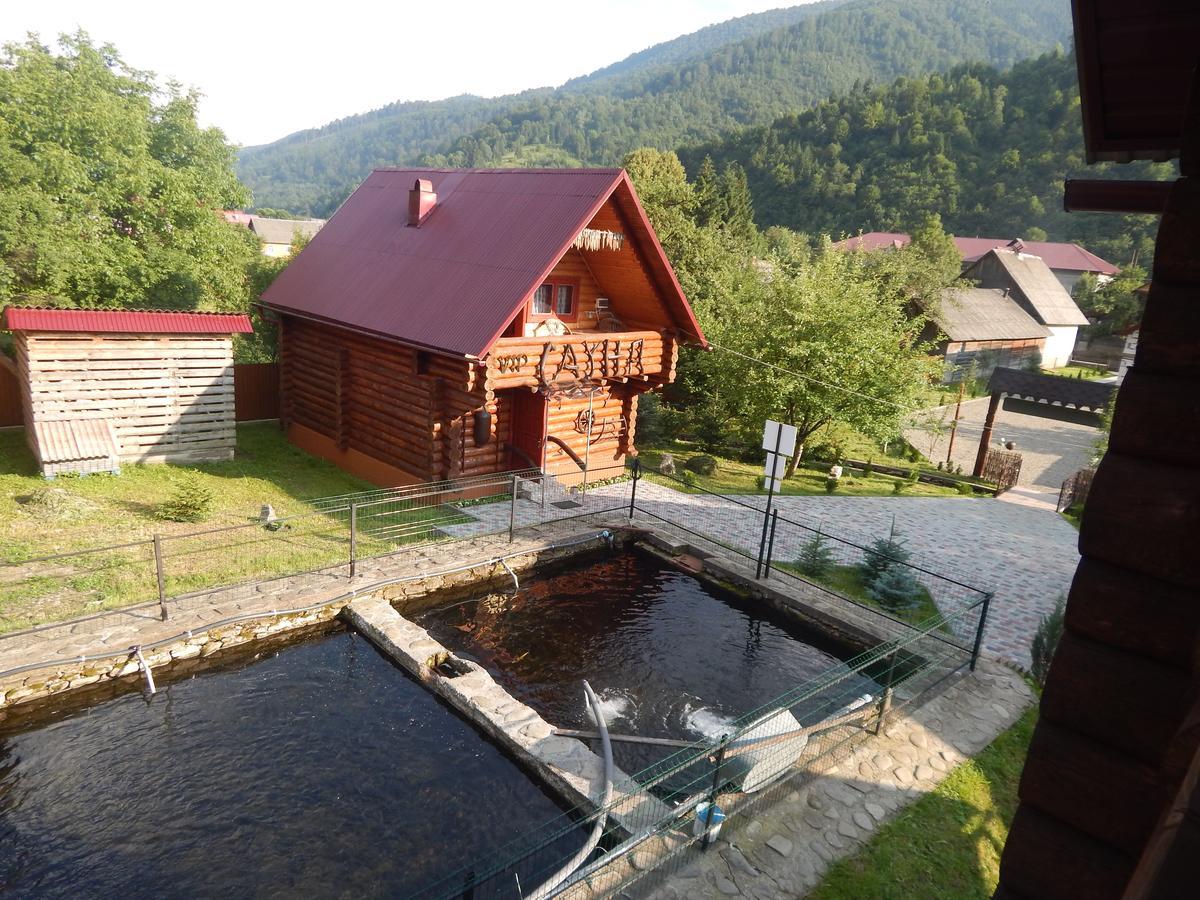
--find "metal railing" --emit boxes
[410,596,986,899]
[0,467,629,637]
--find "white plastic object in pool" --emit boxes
[724,708,807,793]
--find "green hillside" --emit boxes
[237,0,1072,215]
[678,50,1174,266]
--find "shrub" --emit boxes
[859,519,912,583]
[824,476,839,494]
[684,455,717,476]
[754,474,767,491]
[863,459,874,478]
[868,565,922,612]
[1031,596,1067,686]
[795,528,835,579]
[156,476,215,523]
[891,478,905,495]
[678,470,698,487]
[906,445,921,462]
[956,481,975,496]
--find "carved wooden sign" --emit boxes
[494,337,646,386]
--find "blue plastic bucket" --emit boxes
[693,802,726,842]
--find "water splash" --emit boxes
[681,704,737,740]
[586,687,635,724]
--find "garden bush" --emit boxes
[678,470,698,487]
[956,481,975,496]
[684,455,717,476]
[1031,595,1067,685]
[156,476,215,523]
[824,476,839,494]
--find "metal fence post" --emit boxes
[873,650,897,735]
[763,509,779,579]
[704,734,728,849]
[349,503,358,579]
[970,592,994,671]
[509,474,518,543]
[152,534,168,622]
[628,457,640,520]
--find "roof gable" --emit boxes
[260,168,703,358]
[963,249,1091,327]
[936,287,1051,342]
[831,232,1119,275]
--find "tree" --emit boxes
[0,33,258,314]
[1073,265,1147,335]
[703,244,941,473]
[795,527,836,579]
[859,518,912,583]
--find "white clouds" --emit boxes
[3,0,806,145]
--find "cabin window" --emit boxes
[555,284,574,317]
[532,284,553,315]
[529,279,579,321]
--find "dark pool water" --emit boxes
[0,627,580,899]
[418,550,878,779]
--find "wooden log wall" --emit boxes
[18,332,237,464]
[280,317,505,482]
[994,88,1200,899]
[486,331,670,391]
[541,383,636,479]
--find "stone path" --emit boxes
[639,659,1034,900]
[0,521,612,699]
[904,396,1098,490]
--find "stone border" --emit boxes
[344,596,671,838]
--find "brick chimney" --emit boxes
[408,178,436,227]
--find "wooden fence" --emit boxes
[0,361,279,428]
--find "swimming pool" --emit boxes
[417,549,880,779]
[0,624,582,898]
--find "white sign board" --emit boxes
[762,420,797,457]
[763,454,787,479]
[762,477,783,493]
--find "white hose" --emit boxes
[527,679,614,900]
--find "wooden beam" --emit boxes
[1064,179,1173,215]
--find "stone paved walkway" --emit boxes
[637,659,1034,900]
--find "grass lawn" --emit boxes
[0,424,481,632]
[809,705,1037,900]
[1041,364,1109,380]
[778,561,943,629]
[638,441,963,499]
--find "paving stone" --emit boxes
[852,810,875,831]
[915,764,936,782]
[763,834,793,857]
[716,876,740,896]
[894,767,915,785]
[823,829,845,850]
[865,802,886,821]
[723,846,757,878]
[837,819,859,840]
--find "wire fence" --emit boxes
[410,596,986,899]
[0,467,631,636]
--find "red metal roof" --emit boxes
[832,232,1120,275]
[259,167,705,357]
[3,308,253,334]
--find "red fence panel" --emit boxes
[0,363,21,427]
[233,363,280,421]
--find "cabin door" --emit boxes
[508,390,547,470]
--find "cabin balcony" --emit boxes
[484,330,677,393]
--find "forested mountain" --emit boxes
[238,0,1072,215]
[678,50,1174,266]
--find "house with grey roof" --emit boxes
[248,216,325,257]
[961,247,1091,367]
[932,285,1051,381]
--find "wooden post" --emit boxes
[946,379,966,466]
[973,392,1002,478]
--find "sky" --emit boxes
[1,0,814,147]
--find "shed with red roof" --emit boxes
[259,167,705,486]
[2,307,252,475]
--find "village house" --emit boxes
[961,246,1091,368]
[258,167,706,486]
[222,211,326,256]
[930,285,1050,380]
[832,232,1120,293]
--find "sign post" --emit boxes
[756,420,797,578]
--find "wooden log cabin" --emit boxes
[259,168,707,486]
[1,308,252,476]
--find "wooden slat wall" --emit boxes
[21,332,237,465]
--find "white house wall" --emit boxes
[1043,326,1078,368]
